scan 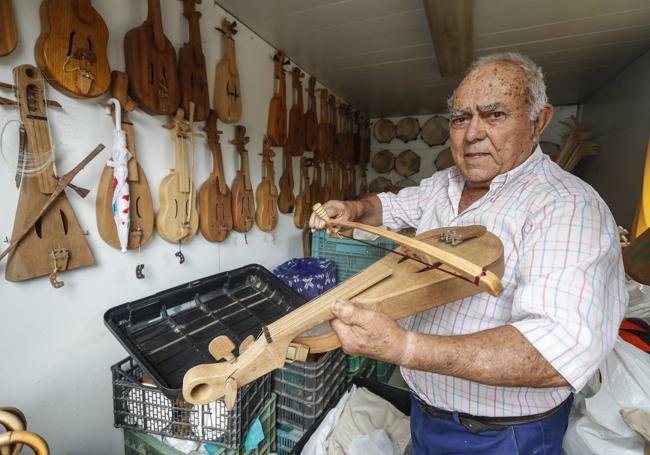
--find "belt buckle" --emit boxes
[460,417,508,434]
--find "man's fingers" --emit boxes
[331,300,375,326]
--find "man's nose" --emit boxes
[465,115,487,143]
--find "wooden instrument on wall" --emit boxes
[96,71,154,251]
[317,88,330,162]
[156,106,199,243]
[277,148,295,214]
[255,136,279,232]
[230,125,255,233]
[267,51,289,147]
[4,65,95,286]
[310,161,323,205]
[359,165,368,194]
[199,110,232,242]
[304,76,318,152]
[125,0,180,115]
[182,205,504,407]
[34,0,110,98]
[178,0,209,121]
[0,0,17,57]
[287,67,306,156]
[293,157,311,229]
[214,18,241,123]
[329,95,339,160]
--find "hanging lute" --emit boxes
[182,204,504,407]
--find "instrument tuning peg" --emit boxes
[215,27,225,35]
[209,335,236,362]
[239,335,255,354]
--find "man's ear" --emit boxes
[533,104,554,142]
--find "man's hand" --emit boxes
[330,300,411,364]
[308,200,358,231]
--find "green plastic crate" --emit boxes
[311,231,397,283]
[124,394,277,455]
[276,424,304,455]
[374,361,397,384]
[346,355,370,376]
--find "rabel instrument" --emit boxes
[214,19,242,123]
[254,136,279,232]
[267,51,289,147]
[230,125,255,233]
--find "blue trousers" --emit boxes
[410,395,573,454]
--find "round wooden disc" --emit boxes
[373,118,396,143]
[368,176,392,193]
[421,116,449,146]
[434,147,454,170]
[395,149,420,177]
[395,178,417,189]
[396,117,420,143]
[371,149,395,174]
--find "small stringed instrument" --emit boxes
[329,95,339,160]
[0,0,17,57]
[96,71,154,251]
[34,0,110,98]
[214,19,241,123]
[255,136,279,232]
[267,51,289,147]
[5,65,95,286]
[294,157,312,229]
[230,125,255,233]
[182,205,504,407]
[277,148,295,214]
[317,88,330,162]
[156,106,199,243]
[304,76,318,152]
[310,161,323,204]
[125,0,180,115]
[178,0,209,121]
[199,110,232,242]
[287,67,306,156]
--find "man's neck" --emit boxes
[458,184,489,214]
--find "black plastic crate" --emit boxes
[104,264,308,396]
[112,357,271,448]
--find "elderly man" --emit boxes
[310,52,627,454]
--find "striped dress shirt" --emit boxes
[377,146,628,417]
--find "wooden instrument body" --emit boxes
[230,126,255,232]
[34,0,110,98]
[267,52,288,147]
[183,225,504,405]
[277,148,295,214]
[310,162,323,204]
[179,0,209,121]
[96,71,154,250]
[124,0,180,115]
[317,88,330,162]
[329,95,338,160]
[0,0,17,57]
[199,110,232,242]
[214,19,241,123]
[304,76,318,152]
[293,157,311,228]
[6,65,94,282]
[287,67,306,156]
[156,109,198,243]
[255,137,279,232]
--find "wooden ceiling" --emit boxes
[214,0,650,118]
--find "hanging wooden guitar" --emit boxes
[214,18,241,123]
[293,157,312,229]
[34,0,110,98]
[277,148,295,214]
[287,67,306,156]
[96,71,154,251]
[255,136,279,232]
[304,76,318,152]
[329,95,339,160]
[199,109,232,242]
[156,105,199,243]
[178,0,209,121]
[125,0,180,115]
[310,160,323,204]
[182,203,504,407]
[230,125,255,233]
[3,65,96,286]
[267,51,289,147]
[0,0,17,57]
[317,88,330,162]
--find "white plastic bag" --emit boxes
[563,338,650,455]
[349,429,400,455]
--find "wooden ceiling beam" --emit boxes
[422,0,474,77]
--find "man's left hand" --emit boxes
[331,300,409,364]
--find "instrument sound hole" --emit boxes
[67,31,76,56]
[174,199,178,218]
[34,217,43,239]
[25,67,35,78]
[87,38,93,51]
[59,210,68,235]
[135,196,141,218]
[149,63,154,85]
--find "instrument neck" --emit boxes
[77,0,94,24]
[146,0,166,51]
[186,11,203,53]
[239,149,252,190]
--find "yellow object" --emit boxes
[632,138,650,239]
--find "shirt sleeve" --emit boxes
[376,177,436,230]
[509,195,628,392]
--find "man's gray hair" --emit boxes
[447,52,549,121]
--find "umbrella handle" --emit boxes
[106,98,122,132]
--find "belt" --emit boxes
[414,395,570,434]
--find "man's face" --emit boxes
[449,62,538,189]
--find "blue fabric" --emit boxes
[409,394,573,454]
[243,417,264,451]
[273,257,336,299]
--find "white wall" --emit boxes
[368,105,578,187]
[0,1,339,453]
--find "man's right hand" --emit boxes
[308,200,359,231]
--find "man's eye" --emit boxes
[451,116,467,125]
[490,112,505,119]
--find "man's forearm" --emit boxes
[352,195,383,226]
[401,325,569,388]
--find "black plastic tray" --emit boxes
[104,264,308,397]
